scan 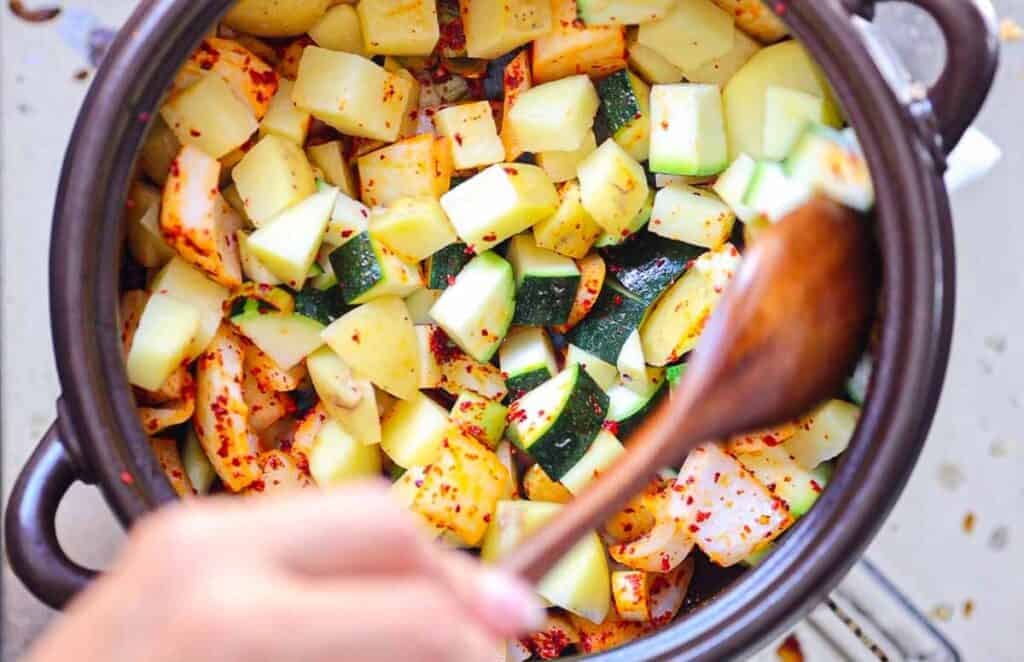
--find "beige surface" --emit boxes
[2,2,1022,660]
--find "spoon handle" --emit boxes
[501,401,704,583]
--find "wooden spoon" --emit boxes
[503,196,877,583]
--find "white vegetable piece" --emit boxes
[637,0,735,71]
[650,183,735,248]
[433,101,506,170]
[711,153,759,222]
[506,75,601,153]
[577,139,650,237]
[649,84,729,176]
[762,86,826,160]
[783,399,860,468]
[126,293,200,391]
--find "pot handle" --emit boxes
[5,422,98,609]
[851,0,999,154]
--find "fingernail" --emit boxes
[480,569,547,633]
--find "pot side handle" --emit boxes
[5,422,98,609]
[848,0,999,154]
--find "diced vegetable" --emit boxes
[161,73,259,159]
[560,429,625,495]
[126,183,173,268]
[462,0,553,59]
[182,426,217,495]
[381,392,451,467]
[414,325,443,389]
[259,78,311,146]
[307,346,383,446]
[710,0,788,43]
[577,0,675,26]
[232,134,317,226]
[308,4,365,55]
[426,243,472,290]
[723,40,842,159]
[532,181,603,259]
[567,281,647,364]
[523,464,572,503]
[742,160,811,221]
[369,197,458,263]
[224,0,330,37]
[238,231,282,286]
[507,75,600,153]
[553,253,606,334]
[357,0,439,56]
[640,243,741,364]
[246,186,336,288]
[139,117,181,186]
[737,446,832,517]
[649,183,735,248]
[357,134,452,207]
[231,311,325,371]
[638,0,735,71]
[599,230,703,304]
[507,364,609,480]
[537,132,598,184]
[670,442,792,566]
[762,86,826,160]
[310,419,383,486]
[161,146,244,288]
[329,232,423,304]
[678,26,761,85]
[508,234,581,326]
[436,345,509,401]
[150,257,230,360]
[711,153,759,222]
[564,344,619,392]
[324,192,370,247]
[606,372,666,437]
[404,288,443,324]
[649,83,729,177]
[180,37,279,120]
[783,399,860,468]
[596,70,651,162]
[533,0,627,82]
[292,47,411,142]
[616,329,652,391]
[785,123,874,212]
[429,251,515,362]
[434,101,506,170]
[321,296,420,399]
[500,49,533,160]
[308,141,357,199]
[450,392,507,448]
[609,516,694,572]
[593,189,653,248]
[627,40,683,85]
[481,500,611,624]
[440,163,558,252]
[126,293,200,391]
[499,326,559,400]
[577,139,650,237]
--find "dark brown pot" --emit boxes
[4,0,998,659]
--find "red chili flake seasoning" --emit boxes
[695,510,712,523]
[453,132,464,146]
[660,553,671,571]
[685,495,694,505]
[687,524,700,533]
[249,479,266,493]
[612,294,623,305]
[503,166,518,176]
[429,326,461,363]
[168,158,181,178]
[463,244,476,256]
[482,232,497,242]
[809,479,823,493]
[351,331,361,344]
[446,274,457,286]
[507,407,528,423]
[138,111,151,123]
[249,67,278,88]
[119,471,135,486]
[713,471,721,483]
[189,128,202,138]
[602,420,620,435]
[341,229,354,239]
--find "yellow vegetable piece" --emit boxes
[358,0,440,56]
[232,134,316,226]
[160,73,258,159]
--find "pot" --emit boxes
[5,0,998,659]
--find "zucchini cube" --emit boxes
[499,326,559,401]
[533,180,603,259]
[429,251,516,362]
[329,232,422,305]
[246,186,337,288]
[369,197,458,263]
[507,234,581,326]
[450,392,508,449]
[762,86,826,160]
[126,293,201,392]
[649,83,728,177]
[596,70,652,162]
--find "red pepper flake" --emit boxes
[696,510,711,523]
[713,471,721,483]
[685,495,694,505]
[776,634,803,662]
[119,471,135,485]
[809,479,823,493]
[507,407,528,423]
[482,232,497,242]
[453,132,464,146]
[138,111,151,123]
[687,524,700,533]
[446,274,457,286]
[351,331,361,344]
[502,166,518,176]
[189,128,202,138]
[463,244,476,255]
[612,294,623,305]
[483,513,492,523]
[250,479,266,493]
[608,264,623,273]
[429,326,461,363]
[660,553,671,571]
[602,420,620,435]
[763,434,780,446]
[341,229,354,238]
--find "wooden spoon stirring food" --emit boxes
[503,197,878,583]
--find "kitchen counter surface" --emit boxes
[3,2,1022,659]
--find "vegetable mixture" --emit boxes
[122,0,875,658]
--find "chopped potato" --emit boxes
[358,0,440,56]
[224,0,331,37]
[308,4,365,55]
[462,0,553,59]
[434,101,506,170]
[231,134,316,226]
[259,78,311,145]
[160,73,259,159]
[357,134,450,207]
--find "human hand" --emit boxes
[26,482,544,662]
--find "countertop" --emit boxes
[3,2,1022,659]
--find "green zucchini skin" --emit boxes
[505,368,553,404]
[597,70,643,136]
[512,273,580,326]
[426,242,472,289]
[291,285,351,326]
[600,231,704,304]
[666,362,688,389]
[566,281,647,364]
[329,232,382,304]
[510,367,609,480]
[609,381,667,439]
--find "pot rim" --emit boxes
[46,1,955,659]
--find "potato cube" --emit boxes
[533,0,627,83]
[259,79,311,145]
[507,75,600,153]
[357,134,449,207]
[537,131,598,184]
[126,293,200,391]
[358,0,440,56]
[434,101,506,170]
[533,180,603,259]
[369,197,458,262]
[577,139,650,236]
[160,73,258,159]
[308,4,366,55]
[292,47,411,141]
[232,134,316,226]
[638,0,735,72]
[462,0,552,59]
[307,140,357,198]
[224,0,331,37]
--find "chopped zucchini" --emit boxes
[308,4,365,55]
[532,180,603,259]
[126,293,201,391]
[596,70,651,162]
[368,196,458,263]
[325,192,370,247]
[737,447,832,518]
[785,123,874,212]
[507,234,581,326]
[291,285,349,326]
[321,296,420,400]
[711,153,759,222]
[150,257,229,360]
[232,134,316,226]
[160,73,259,159]
[414,325,443,389]
[506,75,601,153]
[306,346,382,445]
[649,183,735,248]
[357,134,452,207]
[434,101,506,170]
[462,0,553,60]
[577,0,674,25]
[259,78,311,146]
[783,399,860,469]
[481,500,611,624]
[616,328,653,391]
[426,243,473,289]
[637,0,735,71]
[846,353,872,405]
[380,391,451,467]
[606,372,666,437]
[649,83,728,176]
[499,326,559,401]
[537,132,598,184]
[560,429,625,495]
[440,163,558,252]
[450,392,508,448]
[329,232,423,305]
[292,47,411,142]
[564,344,619,392]
[404,288,443,324]
[506,364,609,480]
[594,189,654,247]
[599,230,703,304]
[742,160,811,221]
[231,311,325,371]
[357,0,439,56]
[429,251,516,362]
[762,85,826,160]
[566,280,647,364]
[533,0,627,82]
[310,419,383,487]
[246,186,336,288]
[577,139,650,237]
